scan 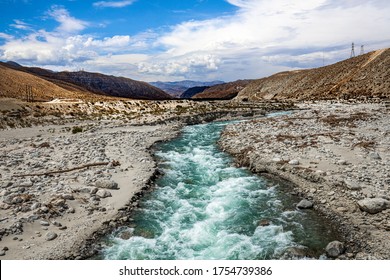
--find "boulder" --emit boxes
[325,241,345,258]
[344,179,361,190]
[96,189,112,198]
[95,180,118,190]
[357,198,390,214]
[297,199,313,209]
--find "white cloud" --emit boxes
[150,0,390,80]
[93,1,136,8]
[1,0,390,82]
[0,32,14,40]
[10,20,33,30]
[47,6,88,33]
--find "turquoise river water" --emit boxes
[101,116,338,260]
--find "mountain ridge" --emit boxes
[1,62,171,100]
[236,48,390,101]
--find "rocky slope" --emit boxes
[193,80,252,99]
[237,48,390,101]
[1,62,171,100]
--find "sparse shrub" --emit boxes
[72,126,83,134]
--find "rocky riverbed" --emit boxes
[0,119,181,259]
[219,101,390,259]
[1,99,293,259]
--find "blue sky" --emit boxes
[1,0,390,82]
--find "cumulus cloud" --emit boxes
[93,1,136,8]
[138,53,220,76]
[152,0,390,79]
[47,6,88,33]
[1,0,390,82]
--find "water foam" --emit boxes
[102,120,337,260]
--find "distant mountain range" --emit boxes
[0,62,171,101]
[150,80,224,97]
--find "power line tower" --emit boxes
[350,42,355,58]
[360,45,364,55]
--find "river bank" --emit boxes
[219,101,390,259]
[0,99,289,259]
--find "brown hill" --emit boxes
[2,62,172,100]
[236,48,390,101]
[0,63,106,101]
[193,80,252,99]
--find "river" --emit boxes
[100,116,338,259]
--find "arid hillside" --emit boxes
[236,48,390,101]
[0,63,107,102]
[1,62,172,101]
[193,80,252,99]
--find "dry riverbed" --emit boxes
[219,101,390,259]
[0,119,181,259]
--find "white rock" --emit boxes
[288,159,299,165]
[96,189,112,198]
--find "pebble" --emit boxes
[40,221,50,227]
[288,159,299,165]
[369,152,381,160]
[52,221,62,227]
[45,231,58,241]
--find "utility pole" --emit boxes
[350,42,355,58]
[25,85,34,102]
[360,45,364,55]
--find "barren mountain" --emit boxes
[0,63,105,101]
[2,62,172,100]
[150,80,223,97]
[236,48,390,101]
[180,86,210,99]
[193,80,253,99]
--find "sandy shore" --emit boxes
[0,119,181,259]
[219,101,390,259]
